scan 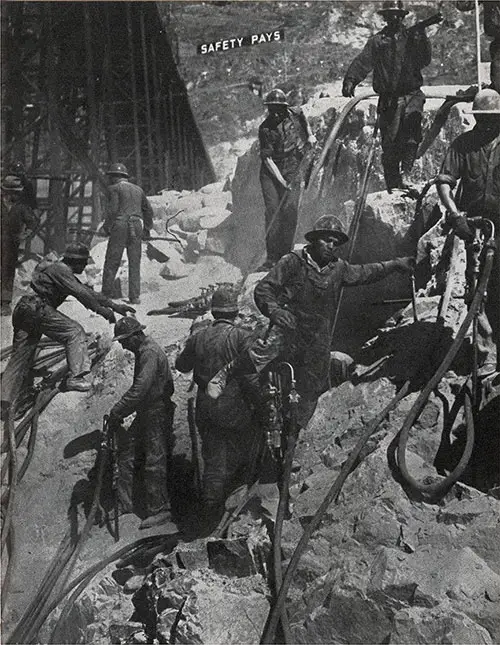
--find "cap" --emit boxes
[63,242,90,260]
[468,88,500,114]
[113,317,146,341]
[106,162,129,177]
[211,285,239,313]
[264,88,289,106]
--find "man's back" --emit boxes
[108,180,148,218]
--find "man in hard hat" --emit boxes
[342,1,440,192]
[254,215,415,427]
[456,1,500,92]
[258,88,317,271]
[101,163,154,305]
[109,317,176,531]
[436,88,500,377]
[2,243,134,402]
[1,175,38,315]
[175,285,261,526]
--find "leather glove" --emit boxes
[450,215,474,243]
[113,303,136,316]
[342,79,356,98]
[393,257,416,274]
[142,229,152,241]
[269,308,296,331]
[98,306,116,324]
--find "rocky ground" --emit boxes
[1,91,499,644]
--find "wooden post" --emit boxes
[84,4,100,230]
[126,3,142,184]
[140,10,155,192]
[150,33,165,189]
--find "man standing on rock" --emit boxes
[436,88,500,377]
[342,1,439,192]
[258,88,316,271]
[1,175,38,316]
[110,316,176,531]
[253,215,415,428]
[101,163,154,305]
[175,286,261,528]
[2,243,134,403]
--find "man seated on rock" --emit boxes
[252,215,415,430]
[2,243,134,404]
[175,286,261,529]
[436,88,500,379]
[109,317,177,531]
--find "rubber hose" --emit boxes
[261,381,410,644]
[396,245,494,496]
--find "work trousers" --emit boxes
[117,404,173,517]
[1,234,20,306]
[491,39,500,93]
[102,217,142,301]
[378,91,425,189]
[260,166,300,264]
[2,296,90,404]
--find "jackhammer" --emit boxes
[100,415,120,542]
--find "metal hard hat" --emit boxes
[264,89,289,106]
[113,317,146,341]
[469,88,500,114]
[9,161,26,175]
[378,1,408,15]
[63,242,90,260]
[1,175,24,192]
[106,162,129,177]
[211,285,239,313]
[304,215,349,245]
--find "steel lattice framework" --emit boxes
[1,1,215,253]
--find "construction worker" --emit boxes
[258,88,317,271]
[101,163,154,305]
[436,88,500,377]
[8,161,38,211]
[175,286,261,525]
[1,175,38,315]
[2,243,134,403]
[253,215,415,428]
[109,317,176,531]
[342,1,439,192]
[456,1,500,92]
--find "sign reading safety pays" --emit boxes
[198,29,284,55]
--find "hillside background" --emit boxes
[159,0,480,154]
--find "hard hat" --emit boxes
[378,1,408,16]
[9,161,26,175]
[264,89,289,106]
[211,285,239,314]
[113,317,146,341]
[1,175,24,192]
[63,242,90,260]
[304,215,349,245]
[106,162,129,177]
[470,88,500,114]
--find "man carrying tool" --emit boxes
[253,215,415,428]
[342,1,440,192]
[436,88,500,377]
[2,242,134,402]
[101,163,154,305]
[109,316,176,531]
[175,286,261,528]
[1,175,38,316]
[258,88,317,271]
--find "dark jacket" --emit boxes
[104,179,153,233]
[259,107,309,179]
[254,249,401,399]
[112,337,173,418]
[344,25,431,96]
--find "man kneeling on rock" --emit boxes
[110,317,176,531]
[175,286,261,528]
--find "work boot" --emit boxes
[139,510,177,532]
[66,376,92,392]
[128,297,141,305]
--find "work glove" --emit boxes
[98,306,116,324]
[142,229,152,241]
[449,214,474,243]
[113,303,136,316]
[393,257,416,274]
[342,79,356,98]
[269,308,296,332]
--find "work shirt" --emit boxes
[437,125,500,220]
[30,259,113,312]
[254,248,399,399]
[259,107,309,179]
[113,337,174,418]
[104,179,153,233]
[344,26,431,96]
